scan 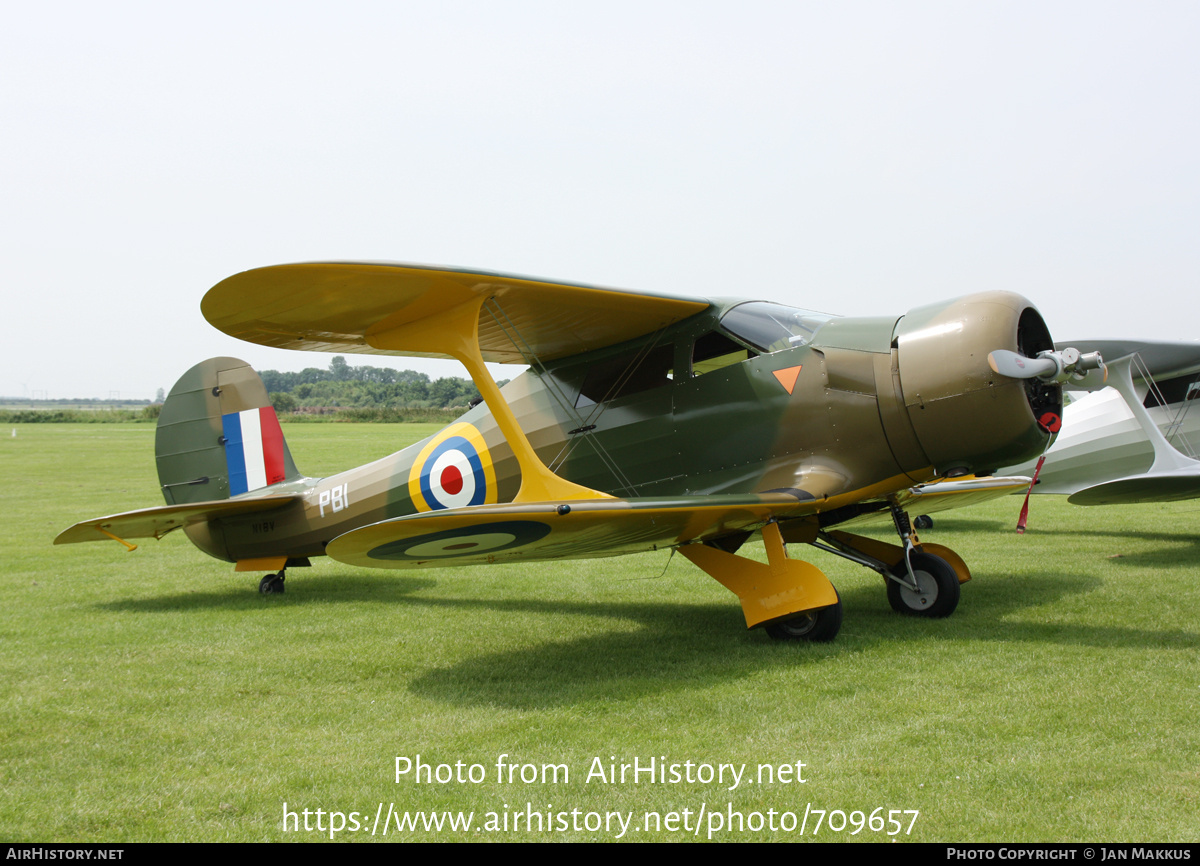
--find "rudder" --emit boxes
[155,357,301,504]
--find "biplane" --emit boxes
[1002,339,1200,505]
[56,262,1102,642]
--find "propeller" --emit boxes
[987,348,1106,388]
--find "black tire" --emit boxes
[887,552,959,617]
[258,573,285,595]
[765,591,842,643]
[914,515,934,530]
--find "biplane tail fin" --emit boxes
[155,357,302,505]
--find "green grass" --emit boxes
[2,424,1198,841]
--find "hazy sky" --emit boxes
[3,1,1198,399]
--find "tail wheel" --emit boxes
[765,590,842,642]
[887,553,959,617]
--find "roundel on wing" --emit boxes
[408,423,498,512]
[368,520,552,562]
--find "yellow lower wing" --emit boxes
[325,494,815,570]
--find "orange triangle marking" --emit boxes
[772,365,802,395]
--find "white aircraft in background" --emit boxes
[1001,340,1200,507]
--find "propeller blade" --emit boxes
[987,350,1057,380]
[988,348,1107,385]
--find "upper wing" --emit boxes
[55,495,302,546]
[1054,339,1200,386]
[202,262,711,364]
[324,493,817,569]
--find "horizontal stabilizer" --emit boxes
[54,495,302,546]
[1068,470,1200,505]
[326,493,815,569]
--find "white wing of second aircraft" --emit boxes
[1001,340,1200,504]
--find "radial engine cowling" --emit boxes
[893,291,1061,477]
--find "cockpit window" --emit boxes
[575,342,675,408]
[691,331,756,377]
[720,302,835,353]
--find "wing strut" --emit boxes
[368,296,612,504]
[1068,355,1200,505]
[481,297,643,496]
[97,527,138,552]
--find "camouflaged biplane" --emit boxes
[57,262,1103,642]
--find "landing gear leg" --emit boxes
[886,498,959,617]
[258,571,286,594]
[804,501,969,620]
[680,522,841,642]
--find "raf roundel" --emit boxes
[408,423,498,512]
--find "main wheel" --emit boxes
[887,553,959,617]
[765,591,842,643]
[258,573,285,594]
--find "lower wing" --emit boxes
[325,493,815,569]
[1068,469,1200,505]
[833,476,1031,528]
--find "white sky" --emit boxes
[3,1,1198,399]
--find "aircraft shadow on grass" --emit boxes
[407,574,1198,710]
[919,516,1200,569]
[99,567,1195,710]
[97,573,442,613]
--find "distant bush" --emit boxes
[269,392,297,413]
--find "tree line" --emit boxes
[262,357,507,413]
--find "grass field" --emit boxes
[2,424,1198,842]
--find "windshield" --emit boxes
[720,302,835,353]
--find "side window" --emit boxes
[576,343,675,408]
[691,331,756,377]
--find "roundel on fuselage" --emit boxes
[408,423,498,512]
